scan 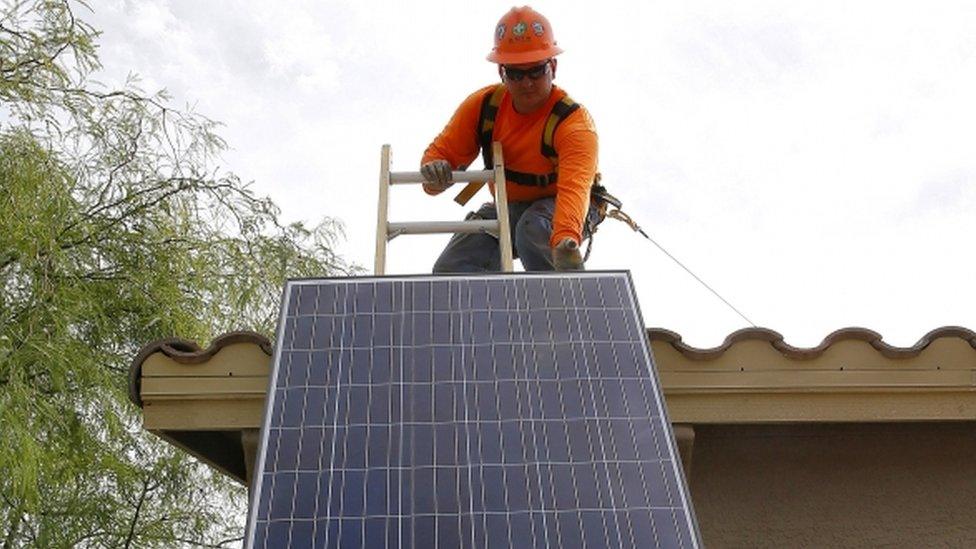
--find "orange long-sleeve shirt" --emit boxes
[422,84,598,247]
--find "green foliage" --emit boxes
[1,1,355,545]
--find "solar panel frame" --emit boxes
[246,272,701,548]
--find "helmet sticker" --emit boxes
[532,22,544,36]
[513,21,527,37]
[496,24,506,40]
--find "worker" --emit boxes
[420,6,600,272]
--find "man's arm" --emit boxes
[550,107,599,248]
[420,87,492,195]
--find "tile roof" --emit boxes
[128,326,976,408]
[128,325,976,483]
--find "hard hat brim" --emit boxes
[487,45,564,65]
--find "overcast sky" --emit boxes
[86,1,976,348]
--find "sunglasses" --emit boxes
[502,62,551,82]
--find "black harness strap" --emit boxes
[541,95,580,163]
[478,85,506,168]
[504,169,556,187]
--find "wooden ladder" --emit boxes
[374,142,513,274]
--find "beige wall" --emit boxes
[687,422,976,548]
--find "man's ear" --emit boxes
[551,58,557,79]
[498,65,505,82]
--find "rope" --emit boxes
[605,209,758,327]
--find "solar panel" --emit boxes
[246,272,700,548]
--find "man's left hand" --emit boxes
[553,238,584,271]
[420,159,454,193]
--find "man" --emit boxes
[421,6,600,272]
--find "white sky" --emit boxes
[86,1,976,348]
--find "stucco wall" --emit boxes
[687,422,976,548]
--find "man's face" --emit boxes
[500,59,556,113]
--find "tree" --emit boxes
[1,1,355,545]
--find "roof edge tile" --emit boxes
[649,327,785,360]
[128,331,272,408]
[647,326,976,361]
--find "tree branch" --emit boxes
[122,477,150,549]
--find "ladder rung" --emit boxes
[388,220,499,236]
[389,170,493,184]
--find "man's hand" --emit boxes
[421,160,454,193]
[552,238,584,271]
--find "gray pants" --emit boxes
[432,197,603,273]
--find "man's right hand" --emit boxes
[421,160,454,193]
[553,238,584,271]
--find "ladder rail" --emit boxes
[374,144,391,276]
[492,142,514,272]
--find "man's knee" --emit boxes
[514,201,554,247]
[433,247,480,273]
[432,255,455,273]
[433,235,501,273]
[514,204,555,270]
[515,214,551,251]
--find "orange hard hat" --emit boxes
[487,6,564,64]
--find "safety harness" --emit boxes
[477,84,580,187]
[466,84,629,259]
